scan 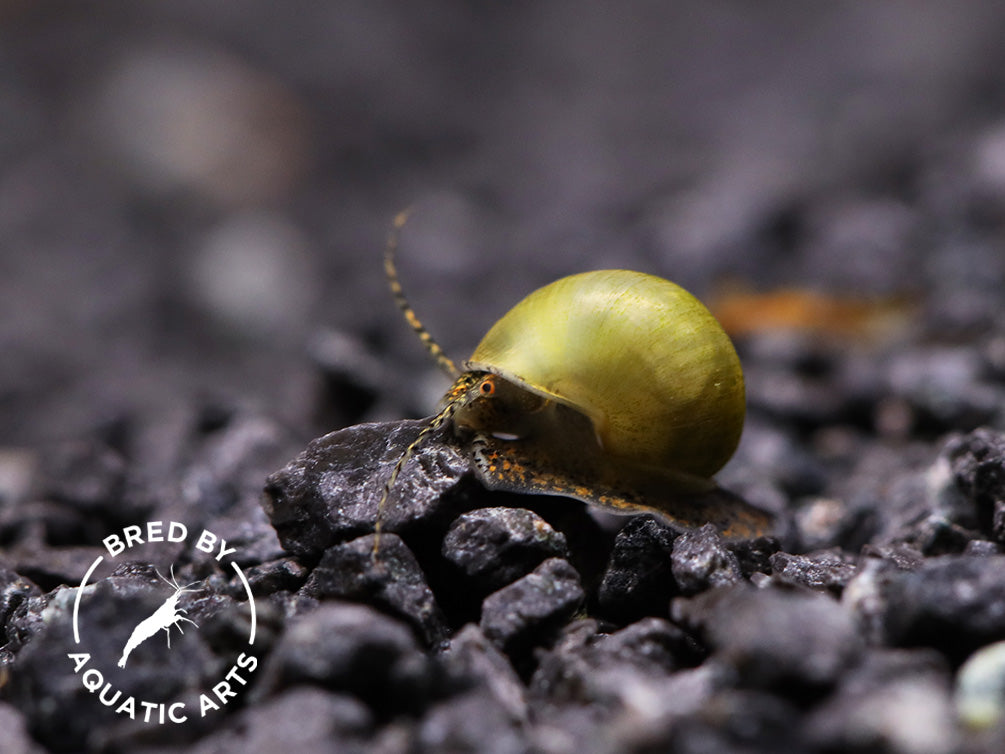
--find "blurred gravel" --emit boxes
[2,2,1005,752]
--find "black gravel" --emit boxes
[4,3,1005,753]
[479,557,585,660]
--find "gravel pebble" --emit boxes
[416,689,528,754]
[263,420,472,559]
[792,496,874,552]
[670,523,743,595]
[300,534,448,647]
[672,584,863,692]
[596,516,677,622]
[883,554,1005,662]
[480,558,585,656]
[842,551,923,646]
[0,702,46,754]
[529,617,700,706]
[727,535,781,579]
[33,440,128,518]
[187,687,373,754]
[442,507,568,594]
[440,624,527,723]
[769,549,858,594]
[667,689,806,754]
[946,427,1005,542]
[252,602,433,717]
[0,568,42,638]
[807,649,957,754]
[887,347,1002,435]
[239,557,310,597]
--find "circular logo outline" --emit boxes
[67,521,259,725]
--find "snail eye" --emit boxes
[479,378,495,397]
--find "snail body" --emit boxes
[376,211,772,544]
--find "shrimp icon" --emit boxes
[117,566,202,669]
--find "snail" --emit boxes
[374,210,772,549]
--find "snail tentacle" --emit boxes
[384,208,459,378]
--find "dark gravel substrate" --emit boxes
[3,3,1005,753]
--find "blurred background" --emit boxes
[2,0,1004,463]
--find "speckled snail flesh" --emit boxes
[374,210,773,550]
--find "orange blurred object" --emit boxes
[710,286,914,341]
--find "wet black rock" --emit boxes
[416,689,528,754]
[34,440,129,518]
[522,496,613,593]
[0,544,109,593]
[0,702,45,754]
[792,496,876,553]
[0,568,42,642]
[671,524,743,596]
[964,539,1003,556]
[667,689,806,754]
[441,507,568,595]
[883,554,1005,662]
[672,584,863,693]
[912,515,978,558]
[858,431,1003,559]
[300,533,448,647]
[839,439,986,553]
[842,549,924,646]
[596,515,677,622]
[263,420,472,559]
[252,602,434,718]
[187,687,374,754]
[769,549,858,594]
[181,589,260,661]
[728,535,781,579]
[439,624,527,723]
[859,543,927,572]
[517,618,722,752]
[0,500,94,561]
[3,592,59,657]
[807,649,957,754]
[480,558,584,656]
[598,615,705,669]
[526,663,727,753]
[886,347,1003,436]
[239,557,310,597]
[946,427,1005,541]
[529,617,700,706]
